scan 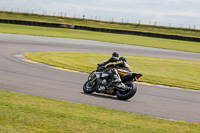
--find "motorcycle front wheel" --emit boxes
[88,70,96,80]
[83,79,97,93]
[116,82,137,100]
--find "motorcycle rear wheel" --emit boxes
[83,79,96,93]
[116,82,137,100]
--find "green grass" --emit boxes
[1,11,200,38]
[24,52,200,90]
[0,23,200,53]
[1,89,200,133]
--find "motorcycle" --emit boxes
[83,62,142,100]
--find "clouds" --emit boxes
[0,0,199,28]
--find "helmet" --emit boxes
[119,56,127,62]
[112,52,119,57]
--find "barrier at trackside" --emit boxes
[75,25,200,42]
[0,19,199,42]
[0,19,69,27]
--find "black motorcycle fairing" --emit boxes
[132,73,143,81]
[121,72,142,82]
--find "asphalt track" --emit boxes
[0,33,200,123]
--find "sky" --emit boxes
[1,0,200,29]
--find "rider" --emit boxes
[97,54,129,91]
[100,52,121,83]
[98,52,119,66]
[106,56,130,83]
[116,56,127,68]
[117,56,131,72]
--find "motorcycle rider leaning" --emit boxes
[96,54,130,92]
[98,52,119,66]
[100,53,130,84]
[105,56,130,84]
[97,52,120,83]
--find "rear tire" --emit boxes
[116,82,137,100]
[83,79,96,94]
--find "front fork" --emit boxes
[112,68,122,82]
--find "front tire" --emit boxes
[83,79,96,93]
[116,82,137,100]
[88,70,96,80]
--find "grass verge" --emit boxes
[1,11,200,38]
[0,23,200,53]
[1,89,200,133]
[24,52,200,90]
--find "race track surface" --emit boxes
[0,33,200,123]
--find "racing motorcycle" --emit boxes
[83,62,142,100]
